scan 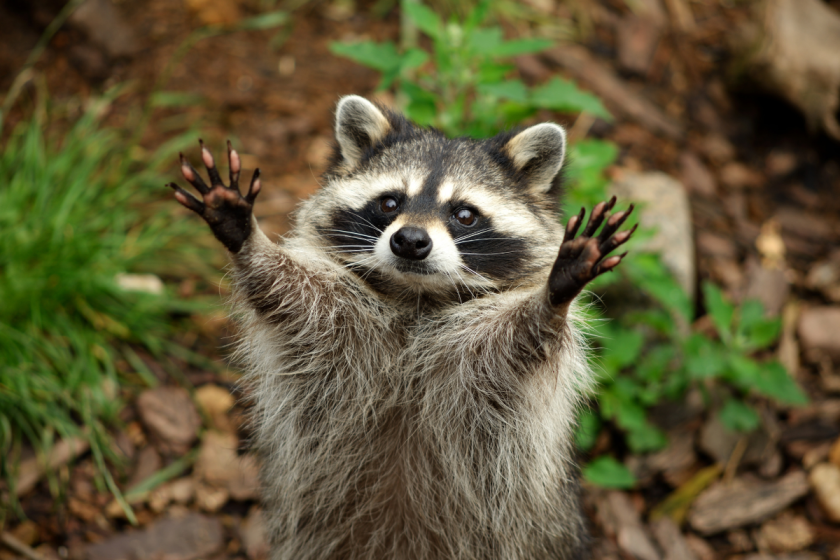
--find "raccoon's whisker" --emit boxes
[458,251,516,256]
[322,229,379,241]
[450,267,476,300]
[347,212,384,234]
[453,228,493,243]
[455,238,513,244]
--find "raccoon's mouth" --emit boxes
[391,260,436,276]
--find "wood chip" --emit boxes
[650,517,698,560]
[688,471,809,534]
[541,45,683,139]
[14,437,90,497]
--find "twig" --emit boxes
[1,531,45,560]
[723,436,749,484]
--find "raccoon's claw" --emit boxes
[548,198,636,307]
[170,140,261,253]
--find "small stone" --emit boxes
[700,133,735,164]
[679,151,717,197]
[240,507,269,560]
[758,512,815,552]
[195,431,260,501]
[616,16,662,75]
[650,517,698,560]
[597,492,661,560]
[810,462,840,522]
[137,387,201,455]
[742,260,789,317]
[798,307,840,360]
[720,162,763,189]
[684,534,716,560]
[806,256,840,302]
[195,384,236,433]
[127,446,162,488]
[83,512,223,560]
[115,273,164,295]
[194,481,229,512]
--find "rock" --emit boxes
[699,414,773,467]
[194,481,229,512]
[596,492,662,560]
[136,387,201,455]
[609,171,695,297]
[148,477,195,513]
[127,445,162,488]
[806,254,840,302]
[69,0,140,59]
[742,260,789,317]
[650,517,698,560]
[679,152,717,197]
[194,431,260,501]
[688,471,809,534]
[757,512,815,552]
[194,384,236,433]
[83,513,223,560]
[240,507,270,560]
[616,16,662,75]
[809,462,840,522]
[115,273,164,295]
[720,162,763,190]
[732,0,840,140]
[798,307,840,360]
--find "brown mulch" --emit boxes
[2,1,840,559]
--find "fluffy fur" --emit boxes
[227,97,596,559]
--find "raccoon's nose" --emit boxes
[390,227,433,260]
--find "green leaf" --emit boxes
[329,41,402,73]
[234,10,288,30]
[702,282,734,340]
[467,27,504,54]
[752,361,808,405]
[485,38,553,57]
[743,316,782,350]
[477,80,530,104]
[150,92,205,108]
[622,254,693,321]
[463,0,491,32]
[599,327,644,372]
[400,82,437,126]
[737,299,765,333]
[403,1,443,40]
[725,353,761,389]
[718,399,760,432]
[627,423,668,453]
[684,334,727,379]
[399,48,429,72]
[636,345,676,383]
[583,456,636,489]
[476,62,516,84]
[530,77,612,120]
[575,409,601,451]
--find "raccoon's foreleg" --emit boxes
[548,196,636,307]
[169,140,261,253]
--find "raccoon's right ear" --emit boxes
[335,96,392,167]
[504,123,567,194]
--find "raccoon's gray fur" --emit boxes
[171,96,636,560]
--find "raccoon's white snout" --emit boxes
[390,227,433,260]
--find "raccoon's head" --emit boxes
[301,96,568,301]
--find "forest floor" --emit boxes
[2,0,840,559]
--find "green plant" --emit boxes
[328,0,808,490]
[330,0,609,138]
[0,91,215,520]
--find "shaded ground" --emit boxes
[2,1,840,559]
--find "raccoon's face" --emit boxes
[305,96,568,300]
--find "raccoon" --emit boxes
[170,96,636,560]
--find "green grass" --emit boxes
[0,92,214,517]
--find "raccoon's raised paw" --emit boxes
[169,140,261,253]
[548,196,636,307]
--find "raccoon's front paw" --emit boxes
[548,196,636,307]
[169,140,261,253]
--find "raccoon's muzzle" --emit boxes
[390,226,433,260]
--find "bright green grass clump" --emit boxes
[0,97,211,510]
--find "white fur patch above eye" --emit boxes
[505,123,567,194]
[436,180,456,204]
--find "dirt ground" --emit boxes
[3,0,840,559]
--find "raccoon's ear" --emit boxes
[504,123,567,194]
[335,96,392,167]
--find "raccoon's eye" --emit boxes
[380,196,399,213]
[454,208,477,226]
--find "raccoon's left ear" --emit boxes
[335,96,392,167]
[504,123,567,194]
